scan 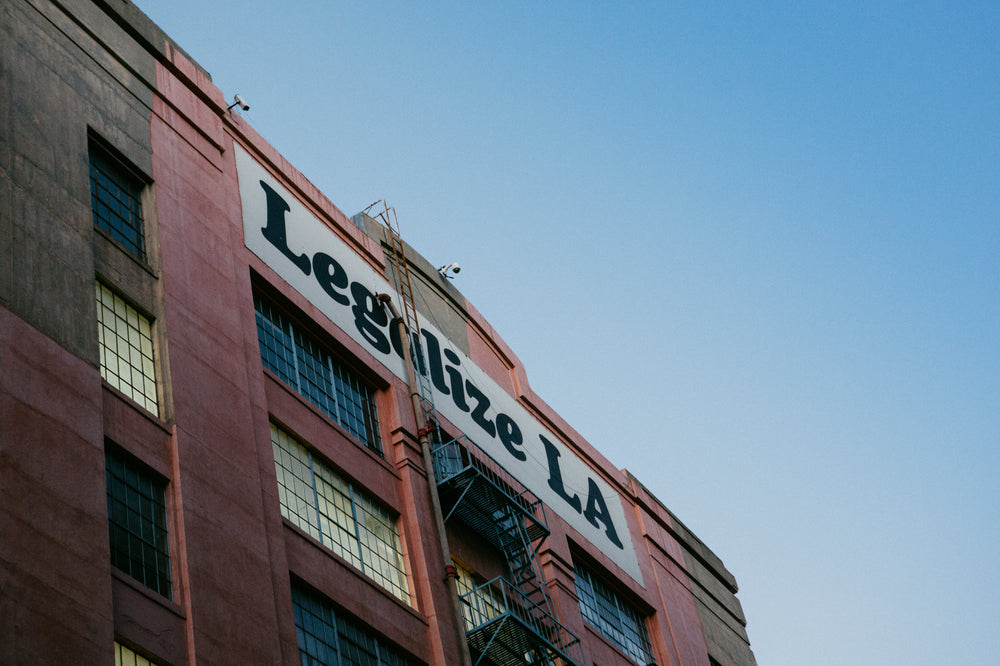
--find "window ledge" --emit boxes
[581,621,656,666]
[281,518,423,620]
[94,226,159,278]
[262,369,396,474]
[102,381,172,434]
[111,567,185,619]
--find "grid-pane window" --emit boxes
[272,424,410,605]
[106,446,171,599]
[291,581,420,666]
[453,561,505,631]
[115,641,160,666]
[255,292,382,455]
[96,281,158,415]
[90,144,146,260]
[575,566,653,665]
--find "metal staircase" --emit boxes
[432,435,582,666]
[371,205,582,666]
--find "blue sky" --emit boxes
[133,2,1000,664]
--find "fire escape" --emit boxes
[433,434,583,666]
[369,203,583,666]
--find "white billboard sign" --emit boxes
[235,146,642,584]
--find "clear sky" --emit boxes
[132,2,1000,664]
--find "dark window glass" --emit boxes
[575,566,653,665]
[89,144,146,260]
[105,446,171,598]
[254,291,382,455]
[291,582,419,666]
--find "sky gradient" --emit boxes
[132,2,1000,664]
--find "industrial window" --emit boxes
[96,281,158,415]
[452,560,506,631]
[272,423,410,605]
[291,581,419,666]
[106,445,171,599]
[574,565,654,665]
[89,141,147,260]
[114,641,161,666]
[254,291,382,456]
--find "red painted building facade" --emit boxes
[0,1,755,664]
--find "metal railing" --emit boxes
[461,576,583,665]
[431,435,546,524]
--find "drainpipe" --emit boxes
[378,294,473,666]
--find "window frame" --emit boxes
[114,640,163,666]
[105,443,172,600]
[291,580,419,666]
[271,423,411,605]
[88,135,149,262]
[254,289,384,456]
[96,279,160,416]
[574,564,655,665]
[452,560,509,631]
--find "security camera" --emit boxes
[437,262,461,278]
[227,94,250,112]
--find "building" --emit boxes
[0,1,756,664]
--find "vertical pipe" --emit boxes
[378,294,473,666]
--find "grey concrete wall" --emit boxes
[359,211,473,356]
[1,1,169,663]
[628,473,757,666]
[0,0,159,363]
[670,511,757,666]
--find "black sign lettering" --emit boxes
[465,380,496,438]
[443,348,470,412]
[312,252,350,306]
[421,330,450,395]
[350,281,390,354]
[541,434,582,514]
[583,478,624,549]
[496,413,526,461]
[259,181,311,275]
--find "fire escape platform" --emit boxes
[463,578,583,666]
[467,616,569,666]
[432,438,549,548]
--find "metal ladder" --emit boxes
[367,200,441,436]
[497,506,553,619]
[371,203,572,664]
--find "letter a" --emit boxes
[583,478,624,550]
